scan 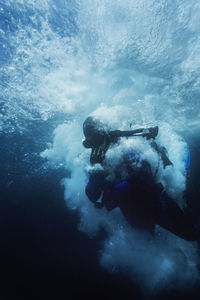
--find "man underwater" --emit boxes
[83,116,199,241]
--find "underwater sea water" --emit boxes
[1,0,200,299]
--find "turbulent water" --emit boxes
[1,1,200,299]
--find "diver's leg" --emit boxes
[118,190,156,234]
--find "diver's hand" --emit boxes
[90,147,102,164]
[90,144,108,165]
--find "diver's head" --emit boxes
[83,116,107,148]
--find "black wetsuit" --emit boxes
[85,153,198,241]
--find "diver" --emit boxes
[83,116,199,241]
[83,116,171,209]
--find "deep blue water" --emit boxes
[1,1,200,299]
[0,131,140,299]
